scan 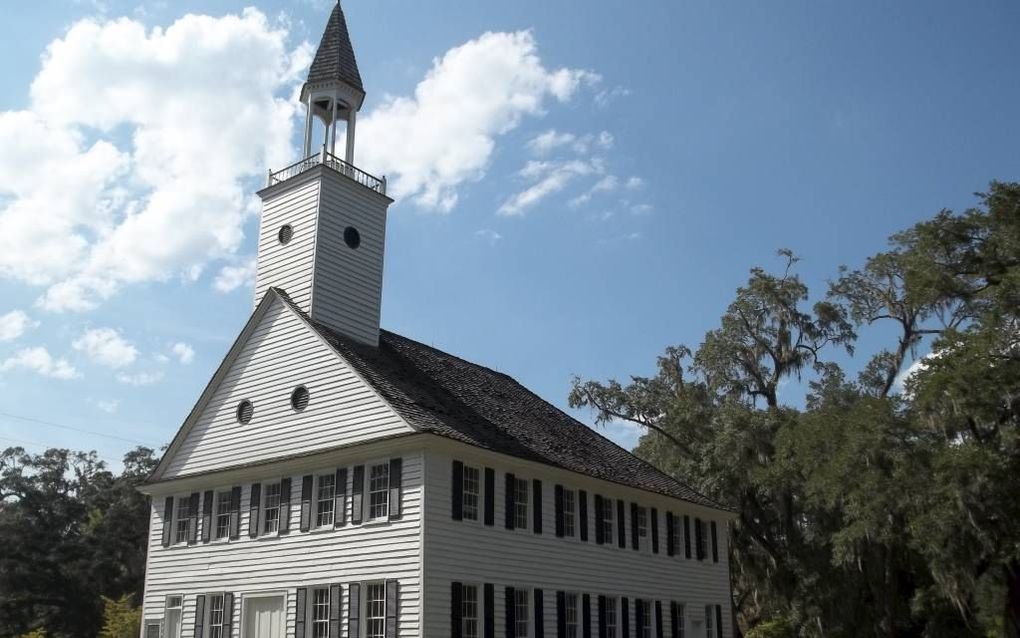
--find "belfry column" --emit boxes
[303,94,313,157]
[345,110,357,165]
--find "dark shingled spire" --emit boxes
[305,2,363,92]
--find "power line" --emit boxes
[0,410,161,447]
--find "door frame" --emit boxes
[240,591,288,638]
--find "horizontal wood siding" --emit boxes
[161,297,412,478]
[423,448,733,638]
[255,174,320,313]
[311,171,389,345]
[143,451,423,638]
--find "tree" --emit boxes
[98,595,142,638]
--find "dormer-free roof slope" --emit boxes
[306,2,364,91]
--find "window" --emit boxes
[639,600,652,638]
[462,465,480,521]
[674,603,685,638]
[670,514,683,556]
[368,463,390,520]
[601,497,614,543]
[207,594,225,638]
[278,224,293,245]
[316,474,336,527]
[514,588,530,638]
[344,226,361,249]
[174,497,191,544]
[636,507,648,550]
[514,478,529,530]
[603,597,617,638]
[564,593,579,638]
[462,584,479,638]
[236,399,254,425]
[311,588,330,638]
[562,489,576,538]
[263,482,281,534]
[165,595,183,638]
[214,491,232,540]
[698,520,709,559]
[291,386,310,411]
[704,606,715,638]
[365,583,386,638]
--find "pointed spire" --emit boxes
[304,1,363,94]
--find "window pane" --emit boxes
[175,498,190,544]
[462,466,480,521]
[208,594,224,638]
[366,583,386,638]
[514,589,529,637]
[515,479,529,530]
[215,492,231,539]
[263,483,281,534]
[705,605,714,638]
[317,474,336,527]
[462,585,479,638]
[604,598,617,638]
[562,490,575,537]
[369,464,390,520]
[602,497,614,541]
[565,593,578,638]
[312,588,330,638]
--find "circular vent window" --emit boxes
[291,386,310,412]
[343,226,361,249]
[236,399,254,425]
[278,224,294,245]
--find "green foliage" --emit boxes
[99,595,142,638]
[744,617,796,638]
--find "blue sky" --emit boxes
[0,0,1017,468]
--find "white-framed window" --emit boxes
[514,478,529,530]
[207,594,225,638]
[368,463,390,520]
[704,605,715,638]
[462,583,480,638]
[174,497,191,544]
[215,491,231,540]
[262,482,282,534]
[311,587,330,638]
[636,506,648,551]
[564,592,579,638]
[316,473,336,527]
[698,520,709,559]
[602,497,614,543]
[670,513,683,557]
[639,600,652,638]
[462,465,481,522]
[365,582,386,638]
[603,597,617,638]
[514,588,530,637]
[674,602,685,638]
[165,595,183,638]
[562,489,576,538]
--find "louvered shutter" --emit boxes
[597,596,607,638]
[295,588,307,638]
[223,593,234,638]
[634,600,645,637]
[683,515,692,559]
[715,605,723,638]
[187,493,200,545]
[532,479,543,534]
[484,583,495,638]
[201,491,214,543]
[451,582,463,638]
[669,602,678,638]
[194,595,206,638]
[452,460,464,520]
[161,496,174,547]
[651,508,659,554]
[329,584,342,638]
[582,594,591,638]
[351,465,365,525]
[617,500,626,549]
[280,477,292,534]
[229,487,241,540]
[504,473,516,530]
[594,496,604,544]
[695,518,704,560]
[389,458,403,520]
[300,475,313,532]
[248,484,261,538]
[505,587,516,638]
[620,597,629,638]
[385,580,399,637]
[556,591,566,638]
[484,468,495,526]
[654,601,663,638]
[335,468,348,527]
[554,485,564,537]
[666,512,675,557]
[711,521,719,563]
[348,583,361,638]
[578,490,588,542]
[630,503,639,550]
[534,589,544,638]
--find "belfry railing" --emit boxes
[267,149,387,195]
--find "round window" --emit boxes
[278,224,294,245]
[291,386,310,412]
[343,226,361,249]
[236,399,254,425]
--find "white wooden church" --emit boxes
[139,4,734,638]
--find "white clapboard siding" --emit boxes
[142,451,423,638]
[161,296,412,479]
[310,169,390,346]
[422,446,733,638]
[254,174,321,313]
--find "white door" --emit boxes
[243,596,285,638]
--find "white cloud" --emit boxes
[569,175,619,208]
[499,159,603,216]
[0,9,312,312]
[355,31,598,212]
[171,342,195,365]
[527,130,576,155]
[116,370,164,386]
[95,399,120,413]
[0,347,80,379]
[72,327,138,368]
[630,203,654,215]
[474,229,503,245]
[594,85,631,109]
[625,176,645,190]
[0,310,38,342]
[213,257,258,293]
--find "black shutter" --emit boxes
[505,587,516,638]
[336,468,348,527]
[715,605,723,638]
[295,588,307,638]
[534,589,544,638]
[594,496,604,545]
[329,584,342,638]
[161,496,174,547]
[582,594,592,638]
[229,486,241,540]
[635,600,645,637]
[348,583,361,638]
[669,602,678,638]
[194,595,206,638]
[248,483,261,538]
[385,579,399,637]
[621,597,629,638]
[187,492,200,545]
[711,521,719,563]
[505,473,516,530]
[597,596,607,638]
[630,503,639,550]
[533,479,543,534]
[300,475,313,532]
[484,583,495,638]
[554,485,564,538]
[666,512,675,557]
[556,591,566,638]
[202,491,214,543]
[617,500,626,549]
[452,460,464,521]
[484,468,495,526]
[389,458,403,520]
[451,582,463,638]
[683,515,692,559]
[655,601,663,638]
[223,593,234,638]
[351,465,365,525]
[578,490,588,542]
[651,508,659,554]
[280,478,292,533]
[695,518,704,560]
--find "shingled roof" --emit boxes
[305,2,363,92]
[277,294,723,510]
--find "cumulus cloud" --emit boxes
[0,347,80,379]
[116,370,164,386]
[355,31,598,212]
[72,327,138,368]
[0,310,38,342]
[171,342,195,365]
[213,257,257,293]
[0,9,312,312]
